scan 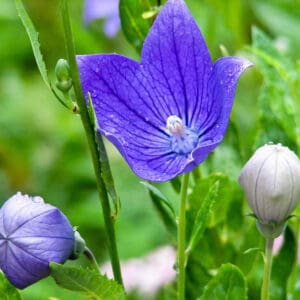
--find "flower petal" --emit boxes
[1,193,52,236]
[196,57,252,142]
[77,54,176,180]
[3,242,49,289]
[141,0,212,126]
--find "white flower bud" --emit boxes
[238,144,300,237]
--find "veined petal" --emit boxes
[197,57,252,141]
[77,0,252,182]
[77,54,178,180]
[1,193,52,236]
[141,0,212,126]
[4,242,49,289]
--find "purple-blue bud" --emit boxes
[0,192,74,289]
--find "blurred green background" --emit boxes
[0,0,300,299]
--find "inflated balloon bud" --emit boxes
[239,144,300,238]
[0,192,74,289]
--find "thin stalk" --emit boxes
[60,0,123,285]
[261,238,274,300]
[177,172,190,300]
[84,246,100,272]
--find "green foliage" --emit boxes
[0,271,22,300]
[250,27,300,152]
[270,227,296,300]
[15,0,70,109]
[187,180,219,253]
[199,264,247,300]
[3,0,300,299]
[141,181,177,235]
[119,0,166,53]
[50,263,125,300]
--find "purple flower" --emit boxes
[77,0,252,182]
[0,193,74,289]
[83,0,120,38]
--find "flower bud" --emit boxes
[0,192,74,289]
[55,58,72,92]
[239,144,300,238]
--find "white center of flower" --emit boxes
[166,115,185,137]
[166,115,198,155]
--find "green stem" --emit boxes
[177,172,190,300]
[60,0,123,286]
[261,238,274,300]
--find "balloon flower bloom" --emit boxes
[83,0,120,38]
[77,0,252,181]
[0,193,74,289]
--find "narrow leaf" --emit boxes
[187,180,219,253]
[97,132,121,217]
[15,0,49,87]
[141,182,175,216]
[50,263,125,300]
[88,93,121,217]
[0,271,22,300]
[199,264,247,300]
[141,181,176,235]
[15,0,69,109]
[170,176,181,194]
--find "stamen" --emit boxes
[166,115,185,138]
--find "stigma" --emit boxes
[166,115,198,155]
[166,115,185,137]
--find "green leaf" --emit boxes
[187,174,238,229]
[170,176,181,194]
[251,27,299,152]
[270,226,296,300]
[141,181,175,217]
[0,271,22,300]
[199,264,247,300]
[204,121,244,181]
[251,1,300,57]
[15,0,49,88]
[290,265,300,299]
[15,0,69,109]
[187,180,219,253]
[141,181,176,235]
[119,0,165,53]
[50,263,125,300]
[87,93,121,217]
